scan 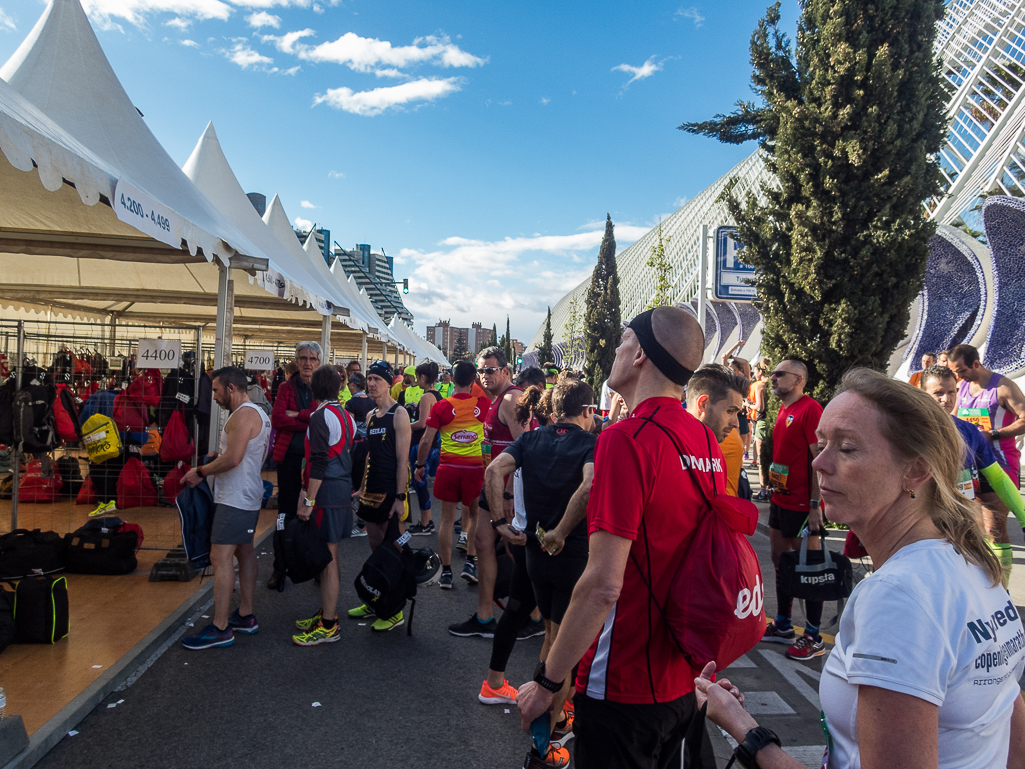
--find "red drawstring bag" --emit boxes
[53,384,81,443]
[630,416,765,673]
[130,370,163,408]
[76,476,97,505]
[19,459,63,503]
[117,457,157,509]
[113,389,148,432]
[160,411,194,463]
[162,462,190,504]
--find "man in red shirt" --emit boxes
[517,306,716,768]
[762,359,825,661]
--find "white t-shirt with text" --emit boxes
[820,538,1024,768]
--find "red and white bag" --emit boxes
[159,410,194,463]
[117,457,157,509]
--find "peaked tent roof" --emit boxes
[328,258,395,342]
[387,317,448,365]
[300,230,377,333]
[1,0,260,265]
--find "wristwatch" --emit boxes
[810,499,820,508]
[532,661,564,693]
[490,517,507,530]
[395,492,407,502]
[990,428,1000,440]
[729,726,781,769]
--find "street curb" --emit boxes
[2,526,275,769]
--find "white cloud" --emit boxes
[292,32,486,74]
[262,28,316,54]
[540,97,550,105]
[300,200,318,209]
[247,11,281,29]
[612,55,663,86]
[294,216,313,230]
[281,65,301,76]
[82,0,232,30]
[163,17,191,31]
[180,39,200,48]
[374,68,407,79]
[314,77,462,116]
[0,8,15,31]
[328,170,345,179]
[675,7,705,27]
[223,40,274,69]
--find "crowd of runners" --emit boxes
[175,308,1025,769]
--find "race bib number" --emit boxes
[957,467,976,500]
[958,407,993,432]
[769,462,790,493]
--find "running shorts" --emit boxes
[434,464,485,507]
[310,505,352,544]
[738,411,749,436]
[767,501,809,539]
[753,419,770,441]
[211,504,260,545]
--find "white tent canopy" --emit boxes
[1,0,260,265]
[388,317,450,365]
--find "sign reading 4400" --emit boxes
[113,178,180,249]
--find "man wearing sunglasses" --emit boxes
[449,346,528,638]
[763,359,826,661]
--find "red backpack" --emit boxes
[160,411,194,463]
[76,476,97,506]
[53,384,81,443]
[631,416,765,673]
[113,390,148,432]
[162,462,191,504]
[19,459,63,503]
[117,457,157,509]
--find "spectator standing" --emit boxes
[180,367,270,650]
[267,341,321,592]
[908,352,937,387]
[751,361,771,499]
[438,369,454,399]
[762,359,826,661]
[517,306,714,768]
[292,366,357,646]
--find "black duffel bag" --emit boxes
[779,532,854,602]
[64,519,138,575]
[14,575,69,644]
[0,584,15,654]
[282,516,332,585]
[0,529,65,579]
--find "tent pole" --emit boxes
[361,332,367,373]
[193,326,202,464]
[11,321,23,532]
[212,262,234,439]
[321,315,331,364]
[108,314,117,357]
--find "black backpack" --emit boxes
[56,455,84,497]
[282,517,332,585]
[0,529,65,580]
[13,383,58,452]
[14,575,69,644]
[353,517,435,635]
[0,584,15,654]
[0,378,15,446]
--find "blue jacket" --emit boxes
[176,479,213,569]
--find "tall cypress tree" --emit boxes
[489,324,498,348]
[504,316,513,365]
[583,214,621,389]
[680,0,945,399]
[538,307,555,365]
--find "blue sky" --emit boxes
[0,0,792,342]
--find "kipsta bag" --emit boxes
[779,532,854,602]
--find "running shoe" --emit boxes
[785,634,826,661]
[461,561,478,584]
[228,609,259,634]
[517,618,545,640]
[439,571,454,590]
[551,711,574,746]
[479,679,518,705]
[448,613,496,638]
[762,620,796,644]
[454,518,462,533]
[562,699,574,717]
[351,523,368,538]
[523,745,570,768]
[88,500,115,518]
[181,623,234,650]
[456,531,468,552]
[371,611,404,632]
[755,488,771,502]
[408,520,436,536]
[293,621,340,646]
[295,609,323,630]
[347,603,375,619]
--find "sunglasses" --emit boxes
[478,366,501,375]
[770,370,796,379]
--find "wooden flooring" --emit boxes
[0,491,276,736]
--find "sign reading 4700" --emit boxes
[113,178,180,249]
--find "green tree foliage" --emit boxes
[564,294,585,368]
[504,316,513,365]
[537,307,555,366]
[646,222,673,309]
[584,215,621,389]
[489,324,498,348]
[452,336,471,362]
[679,0,946,399]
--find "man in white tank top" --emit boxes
[180,366,271,650]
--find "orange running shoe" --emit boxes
[479,678,518,704]
[523,745,571,768]
[551,710,574,746]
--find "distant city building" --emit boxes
[293,226,331,266]
[427,320,488,359]
[246,192,266,217]
[334,243,414,324]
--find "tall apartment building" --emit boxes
[293,226,331,266]
[333,243,414,324]
[427,320,489,359]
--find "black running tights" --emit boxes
[488,544,537,673]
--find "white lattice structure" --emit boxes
[527,151,770,351]
[929,0,1025,229]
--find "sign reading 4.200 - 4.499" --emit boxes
[113,178,180,250]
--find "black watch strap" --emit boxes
[730,726,781,769]
[490,517,506,530]
[395,493,407,501]
[503,491,515,500]
[532,661,564,693]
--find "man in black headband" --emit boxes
[518,306,717,767]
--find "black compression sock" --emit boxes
[321,617,338,629]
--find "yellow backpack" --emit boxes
[81,414,122,463]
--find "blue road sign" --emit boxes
[714,226,757,302]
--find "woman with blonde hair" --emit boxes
[697,368,1025,769]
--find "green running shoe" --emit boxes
[371,611,404,632]
[347,603,374,619]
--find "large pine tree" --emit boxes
[583,215,621,389]
[680,0,946,399]
[538,307,555,365]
